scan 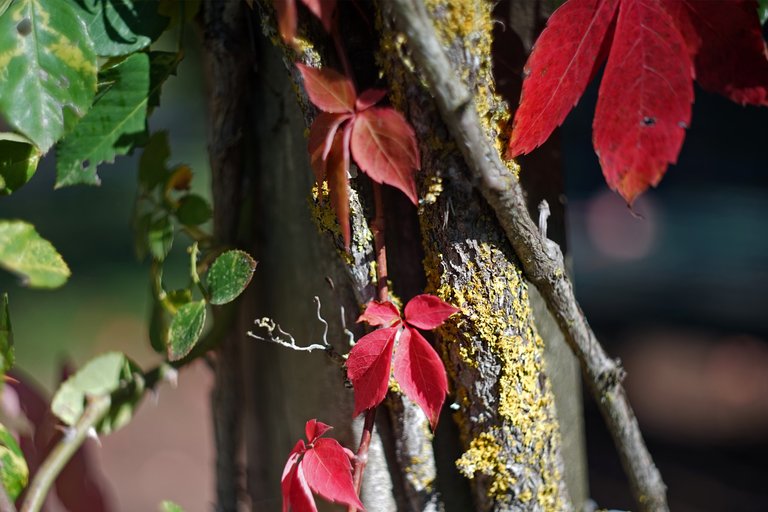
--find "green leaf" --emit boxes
[147,51,181,111]
[167,300,206,361]
[0,294,14,374]
[207,250,257,305]
[159,500,185,512]
[56,52,150,187]
[73,0,169,57]
[0,423,27,500]
[0,220,70,288]
[139,131,171,191]
[176,194,212,226]
[149,296,169,354]
[148,215,174,261]
[0,0,97,153]
[51,352,144,434]
[0,133,41,195]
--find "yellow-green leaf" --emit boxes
[0,423,27,500]
[167,300,206,361]
[0,220,70,288]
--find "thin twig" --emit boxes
[20,395,111,512]
[388,2,668,511]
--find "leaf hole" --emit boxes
[641,116,656,127]
[82,160,90,169]
[16,19,31,36]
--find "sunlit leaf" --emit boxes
[206,250,257,305]
[0,220,70,288]
[167,300,206,361]
[0,423,27,499]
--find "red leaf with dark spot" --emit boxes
[308,112,352,183]
[350,107,420,204]
[326,127,352,249]
[404,294,460,330]
[346,326,398,417]
[297,64,356,114]
[357,300,401,327]
[303,438,365,510]
[508,0,619,156]
[355,88,388,112]
[392,327,447,429]
[302,0,336,32]
[593,0,693,203]
[664,0,768,106]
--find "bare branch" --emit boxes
[388,2,668,511]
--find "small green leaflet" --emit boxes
[0,0,97,153]
[73,0,169,57]
[56,52,180,187]
[176,194,212,226]
[159,500,185,512]
[0,423,27,500]
[167,300,206,361]
[0,294,14,374]
[0,133,40,195]
[0,220,70,288]
[207,250,257,305]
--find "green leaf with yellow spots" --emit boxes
[0,220,70,288]
[0,132,40,195]
[0,0,97,153]
[0,423,27,500]
[55,51,179,187]
[73,0,169,57]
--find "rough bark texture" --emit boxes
[377,1,571,511]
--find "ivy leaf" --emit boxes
[297,64,356,113]
[0,220,70,288]
[0,133,41,195]
[302,438,364,510]
[350,107,420,204]
[167,299,206,361]
[73,0,169,57]
[357,301,401,327]
[507,0,619,156]
[0,423,27,500]
[207,250,257,305]
[0,294,14,374]
[592,0,693,203]
[392,327,447,429]
[304,418,332,441]
[665,0,768,106]
[404,294,460,330]
[176,194,212,226]
[346,326,398,418]
[56,52,179,188]
[0,0,97,153]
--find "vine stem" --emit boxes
[20,395,111,512]
[348,183,388,511]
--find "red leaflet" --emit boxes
[303,438,364,510]
[355,88,388,112]
[509,0,768,204]
[665,0,768,106]
[281,421,363,512]
[308,112,351,183]
[392,328,448,429]
[346,327,398,417]
[297,64,356,113]
[274,0,336,47]
[404,294,461,330]
[350,108,421,204]
[347,295,459,428]
[508,0,619,156]
[357,300,401,327]
[593,0,693,203]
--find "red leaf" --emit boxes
[357,300,401,327]
[301,0,336,33]
[305,419,333,443]
[289,463,318,512]
[297,64,357,114]
[274,0,298,46]
[346,326,398,417]
[326,127,353,249]
[508,0,619,156]
[392,327,447,429]
[350,107,420,204]
[308,112,352,183]
[664,0,768,106]
[282,440,313,512]
[593,0,693,204]
[404,294,459,330]
[355,88,388,112]
[303,438,365,510]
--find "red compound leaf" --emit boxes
[392,327,448,429]
[404,294,460,330]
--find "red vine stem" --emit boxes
[349,183,388,510]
